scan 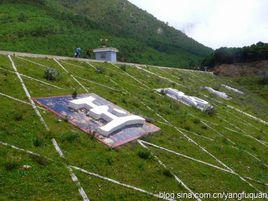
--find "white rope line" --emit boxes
[142,95,265,191]
[53,58,69,73]
[222,121,268,148]
[60,61,122,90]
[0,140,52,161]
[110,63,151,89]
[8,55,50,131]
[209,115,268,164]
[189,106,265,165]
[226,127,268,148]
[86,62,97,70]
[0,66,65,90]
[8,55,90,201]
[141,102,261,192]
[74,75,120,92]
[204,94,268,127]
[200,97,268,147]
[226,104,268,126]
[224,109,261,131]
[139,140,232,174]
[209,98,263,132]
[84,62,130,94]
[171,126,214,142]
[186,108,268,167]
[60,60,86,69]
[138,140,201,201]
[3,137,266,195]
[141,139,268,186]
[52,139,89,201]
[67,62,127,93]
[0,92,45,111]
[16,57,121,93]
[17,57,133,94]
[71,74,89,92]
[143,103,213,142]
[244,177,268,186]
[136,65,187,88]
[143,102,214,142]
[175,126,261,192]
[71,165,175,201]
[0,138,173,201]
[67,165,90,201]
[1,140,87,201]
[17,56,48,68]
[157,67,199,86]
[156,117,215,142]
[231,146,268,168]
[54,59,89,93]
[200,121,236,145]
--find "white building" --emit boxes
[93,47,119,62]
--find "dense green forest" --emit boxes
[202,42,268,68]
[0,0,212,67]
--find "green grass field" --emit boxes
[0,54,267,200]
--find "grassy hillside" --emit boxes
[0,53,267,200]
[0,1,212,68]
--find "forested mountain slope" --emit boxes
[0,0,212,67]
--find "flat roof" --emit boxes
[93,47,119,53]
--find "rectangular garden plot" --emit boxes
[34,93,160,148]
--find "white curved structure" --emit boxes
[157,88,213,112]
[222,85,244,95]
[204,87,230,99]
[69,96,145,137]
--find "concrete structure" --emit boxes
[221,85,244,95]
[93,47,119,62]
[204,87,230,99]
[69,96,145,137]
[157,88,214,112]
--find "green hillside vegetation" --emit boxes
[203,42,268,100]
[0,0,212,68]
[202,42,268,68]
[0,53,268,200]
